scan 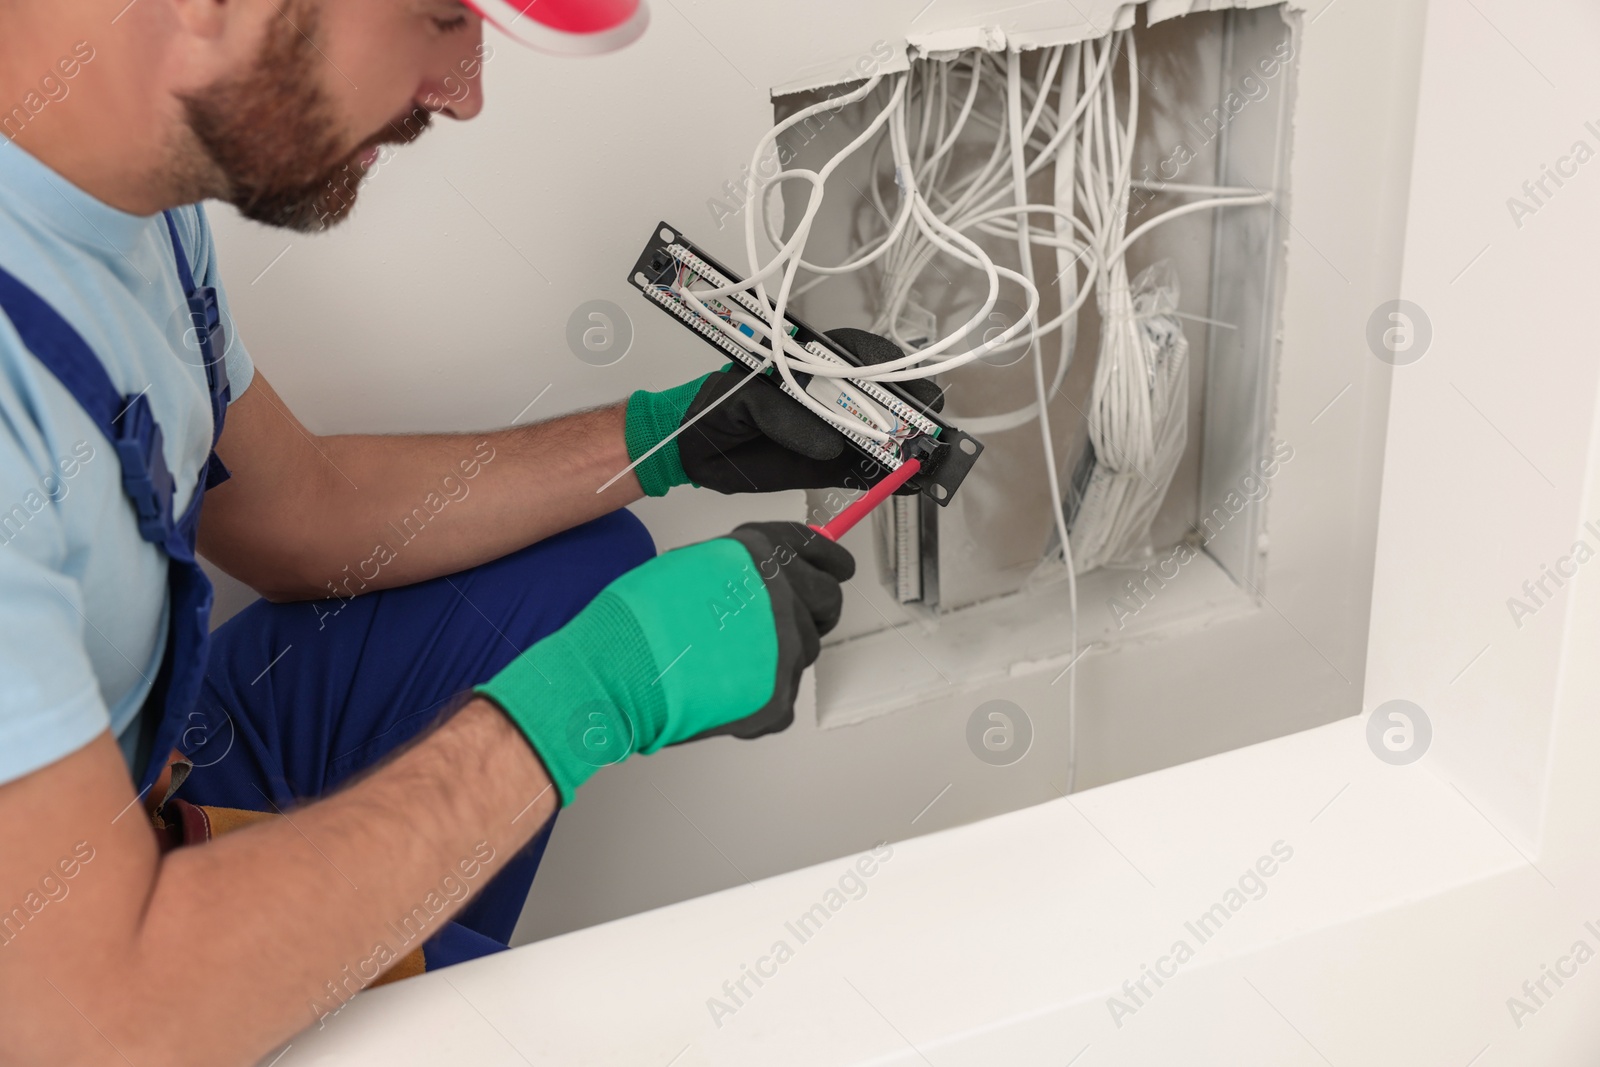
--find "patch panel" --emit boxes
[658,242,944,442]
[628,222,984,505]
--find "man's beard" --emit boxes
[178,5,432,232]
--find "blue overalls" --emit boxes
[0,211,229,796]
[0,211,658,971]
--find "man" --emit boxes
[0,2,936,1063]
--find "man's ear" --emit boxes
[168,0,232,41]
[164,0,277,92]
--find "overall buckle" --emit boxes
[186,286,230,400]
[112,392,175,544]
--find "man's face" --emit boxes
[181,0,486,232]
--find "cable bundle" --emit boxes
[628,25,1273,792]
[1065,260,1191,571]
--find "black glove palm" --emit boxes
[678,329,944,494]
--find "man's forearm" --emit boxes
[201,374,647,600]
[311,403,645,594]
[36,701,558,1066]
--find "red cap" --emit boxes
[463,0,649,54]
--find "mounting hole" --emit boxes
[634,272,649,287]
[933,484,949,501]
[659,227,675,244]
[959,438,978,455]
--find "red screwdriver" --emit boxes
[810,458,923,541]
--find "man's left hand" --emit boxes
[621,328,944,496]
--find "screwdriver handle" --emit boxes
[811,459,923,542]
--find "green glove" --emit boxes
[623,373,711,497]
[476,522,855,805]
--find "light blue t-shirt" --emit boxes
[0,141,254,785]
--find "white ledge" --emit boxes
[275,715,1523,1065]
[816,549,1255,727]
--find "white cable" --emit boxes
[698,25,1276,792]
[1008,48,1082,796]
[736,76,1042,384]
[1052,40,1083,795]
[637,33,1280,806]
[1116,193,1271,257]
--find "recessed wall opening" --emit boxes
[766,6,1298,726]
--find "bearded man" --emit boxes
[0,3,918,1062]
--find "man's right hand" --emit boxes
[476,521,855,804]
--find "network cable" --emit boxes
[625,19,1276,793]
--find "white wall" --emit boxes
[265,5,1600,1063]
[206,0,1420,943]
[1364,0,1600,850]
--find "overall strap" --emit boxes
[0,262,176,543]
[0,213,229,791]
[160,209,230,426]
[161,208,231,490]
[161,210,201,297]
[0,266,126,433]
